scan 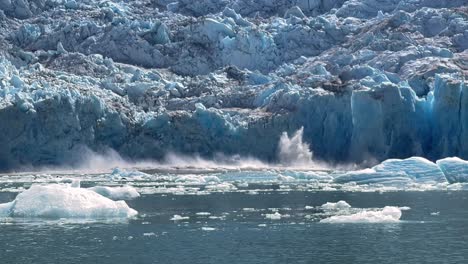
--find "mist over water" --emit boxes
[9,128,334,174]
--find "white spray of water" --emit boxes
[278,127,314,166]
[13,128,334,174]
[161,152,267,169]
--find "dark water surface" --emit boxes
[0,191,467,264]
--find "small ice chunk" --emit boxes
[320,206,402,223]
[265,212,282,220]
[170,215,189,221]
[205,183,237,192]
[320,201,351,210]
[195,212,211,216]
[201,227,216,231]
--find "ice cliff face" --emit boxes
[0,0,467,170]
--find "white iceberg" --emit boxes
[320,206,402,223]
[334,157,448,185]
[320,201,351,211]
[265,212,282,220]
[0,184,138,219]
[170,215,189,221]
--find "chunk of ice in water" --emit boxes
[170,215,189,221]
[0,184,137,219]
[320,206,402,223]
[320,201,351,211]
[265,212,282,220]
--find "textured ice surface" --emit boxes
[0,184,138,219]
[88,185,140,200]
[436,157,468,183]
[0,0,467,170]
[374,157,446,182]
[334,157,451,185]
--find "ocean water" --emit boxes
[0,184,467,264]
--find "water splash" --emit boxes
[278,127,314,166]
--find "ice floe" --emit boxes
[0,184,137,219]
[320,206,403,223]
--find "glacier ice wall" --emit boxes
[0,0,467,170]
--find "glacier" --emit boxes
[0,0,467,171]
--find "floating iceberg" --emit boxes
[320,201,351,211]
[170,215,189,221]
[373,157,447,183]
[334,157,451,185]
[320,206,402,223]
[0,184,138,219]
[333,168,413,185]
[265,212,283,220]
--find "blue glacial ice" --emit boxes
[436,157,468,183]
[334,156,468,185]
[0,0,467,171]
